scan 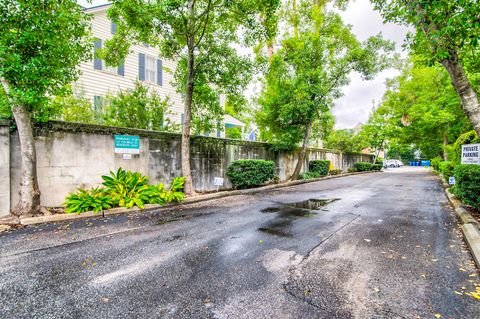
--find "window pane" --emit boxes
[146,56,156,82]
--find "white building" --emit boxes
[76,3,244,138]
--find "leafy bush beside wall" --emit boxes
[353,162,373,172]
[438,161,455,179]
[371,164,383,171]
[65,168,185,214]
[453,165,480,210]
[227,160,275,189]
[308,160,331,176]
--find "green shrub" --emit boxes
[438,161,455,179]
[431,157,442,171]
[453,165,480,209]
[65,168,185,214]
[101,168,150,208]
[374,158,383,165]
[65,187,113,214]
[144,177,185,205]
[371,164,383,171]
[353,162,373,172]
[308,160,331,176]
[330,169,342,175]
[227,159,275,189]
[299,171,322,180]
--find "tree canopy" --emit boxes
[0,0,91,216]
[107,0,280,194]
[256,0,394,179]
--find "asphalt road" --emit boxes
[1,167,479,319]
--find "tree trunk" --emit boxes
[442,132,448,161]
[181,50,196,196]
[181,0,196,196]
[442,56,480,136]
[290,121,313,180]
[1,78,42,217]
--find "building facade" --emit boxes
[76,4,184,126]
[76,4,243,137]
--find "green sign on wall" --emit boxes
[114,135,140,154]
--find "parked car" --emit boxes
[383,159,403,168]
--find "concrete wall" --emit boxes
[0,120,10,217]
[2,121,374,214]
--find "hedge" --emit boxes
[227,159,275,189]
[430,157,442,171]
[353,162,373,172]
[371,164,382,171]
[438,161,455,178]
[308,160,331,176]
[453,165,480,210]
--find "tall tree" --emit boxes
[0,0,91,217]
[324,129,364,153]
[377,62,471,159]
[257,0,394,180]
[371,0,480,136]
[106,0,280,195]
[358,105,391,162]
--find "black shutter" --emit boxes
[157,59,163,86]
[93,39,102,70]
[138,53,145,81]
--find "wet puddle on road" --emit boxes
[258,198,339,237]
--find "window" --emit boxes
[145,55,156,82]
[94,38,124,76]
[139,54,162,85]
[103,62,117,74]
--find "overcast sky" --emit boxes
[78,0,409,129]
[334,0,410,129]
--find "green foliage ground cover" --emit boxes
[65,168,184,214]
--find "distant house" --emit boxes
[75,3,243,138]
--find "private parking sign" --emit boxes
[461,143,480,164]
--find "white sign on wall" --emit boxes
[214,177,224,186]
[461,143,480,165]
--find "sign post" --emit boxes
[461,143,480,165]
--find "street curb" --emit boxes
[461,224,480,267]
[440,174,480,269]
[14,170,379,227]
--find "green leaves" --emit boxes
[0,0,92,113]
[65,187,113,214]
[453,164,480,210]
[65,169,185,214]
[371,0,480,65]
[370,61,472,159]
[106,0,280,132]
[227,160,275,189]
[257,1,394,151]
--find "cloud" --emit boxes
[333,0,411,129]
